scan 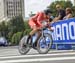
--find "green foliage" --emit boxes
[48,1,74,17]
[0,21,8,38]
[11,29,32,45]
[7,32,13,43]
[0,15,32,45]
[72,6,75,17]
[7,15,25,43]
[24,21,30,29]
[11,32,23,45]
[8,15,25,34]
[23,29,32,36]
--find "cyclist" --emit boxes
[27,8,53,46]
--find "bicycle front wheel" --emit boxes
[37,33,53,54]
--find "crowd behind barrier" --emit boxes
[47,18,75,50]
[52,18,75,42]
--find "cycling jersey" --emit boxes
[29,12,49,29]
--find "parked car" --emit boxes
[0,37,8,46]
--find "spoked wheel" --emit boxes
[18,36,31,55]
[37,33,53,54]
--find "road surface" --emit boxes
[0,46,75,63]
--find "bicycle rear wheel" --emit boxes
[18,36,30,55]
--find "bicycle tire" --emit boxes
[37,33,53,54]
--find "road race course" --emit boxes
[0,46,75,63]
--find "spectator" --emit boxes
[63,7,72,19]
[52,4,66,22]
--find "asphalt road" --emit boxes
[0,46,75,63]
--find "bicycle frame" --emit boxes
[31,28,47,45]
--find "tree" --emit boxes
[8,15,25,34]
[72,6,75,17]
[11,32,23,45]
[24,21,30,29]
[7,15,25,42]
[0,21,8,38]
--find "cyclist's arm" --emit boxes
[46,20,54,31]
[37,13,43,26]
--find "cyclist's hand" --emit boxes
[42,24,48,28]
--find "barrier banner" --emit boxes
[52,18,75,43]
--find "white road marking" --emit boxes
[0,56,75,63]
[0,52,75,59]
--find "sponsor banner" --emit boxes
[51,18,75,43]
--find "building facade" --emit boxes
[0,0,25,21]
[0,0,5,21]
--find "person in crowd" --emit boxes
[52,4,66,23]
[63,7,72,19]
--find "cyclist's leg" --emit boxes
[27,20,39,44]
[27,28,39,45]
[33,31,41,47]
[32,24,42,47]
[29,22,42,41]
